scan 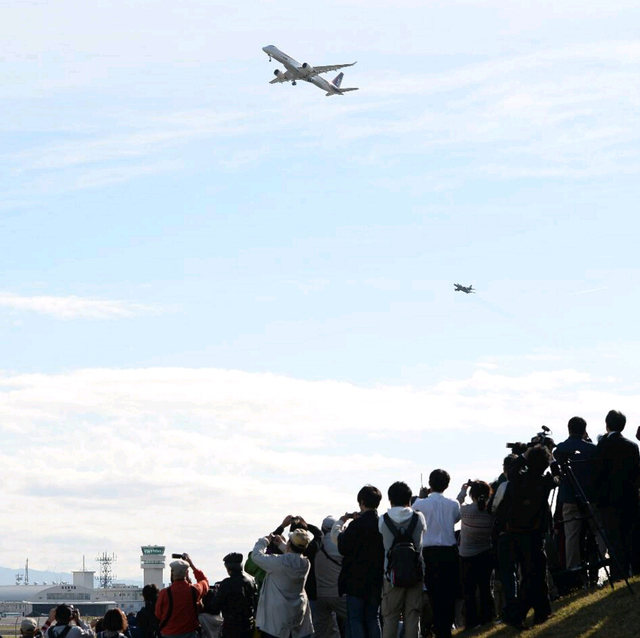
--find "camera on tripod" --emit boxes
[506,425,555,455]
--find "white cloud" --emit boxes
[0,364,638,580]
[0,292,155,320]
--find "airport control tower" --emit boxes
[140,546,165,587]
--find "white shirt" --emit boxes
[412,492,461,547]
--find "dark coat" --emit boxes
[136,602,159,638]
[596,431,640,513]
[336,510,384,602]
[204,570,257,636]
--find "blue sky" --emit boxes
[1,0,639,582]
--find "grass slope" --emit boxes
[462,576,640,638]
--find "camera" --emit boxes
[506,425,555,454]
[171,553,187,559]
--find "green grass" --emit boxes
[458,576,640,638]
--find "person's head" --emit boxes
[387,481,412,507]
[606,410,626,433]
[223,552,244,574]
[287,529,313,554]
[142,584,158,604]
[20,619,38,638]
[503,454,518,474]
[103,609,127,634]
[469,480,492,512]
[170,559,190,581]
[357,484,382,510]
[428,469,450,493]
[527,445,551,475]
[55,605,73,625]
[568,416,587,437]
[321,516,337,534]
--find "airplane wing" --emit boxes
[311,62,357,75]
[269,74,291,84]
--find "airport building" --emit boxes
[0,546,166,617]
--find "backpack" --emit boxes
[383,512,423,588]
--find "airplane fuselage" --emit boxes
[262,45,356,96]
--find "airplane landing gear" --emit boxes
[292,80,297,86]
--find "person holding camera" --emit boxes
[553,416,603,570]
[330,485,385,638]
[251,527,315,638]
[412,469,460,638]
[155,554,209,638]
[499,445,560,629]
[456,480,495,630]
[45,605,94,638]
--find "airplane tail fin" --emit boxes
[326,72,358,96]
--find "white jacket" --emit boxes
[251,537,313,638]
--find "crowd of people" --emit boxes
[25,410,640,638]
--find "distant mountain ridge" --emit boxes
[0,566,141,587]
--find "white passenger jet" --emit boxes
[262,45,358,96]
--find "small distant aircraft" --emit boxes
[454,283,475,294]
[262,45,358,96]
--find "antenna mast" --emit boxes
[25,559,29,586]
[95,552,117,588]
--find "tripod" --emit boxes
[558,457,634,595]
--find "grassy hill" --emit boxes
[462,576,640,637]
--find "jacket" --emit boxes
[596,431,640,511]
[155,569,209,636]
[333,510,384,601]
[205,570,257,636]
[251,537,312,638]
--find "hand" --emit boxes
[272,534,285,546]
[48,609,56,624]
[636,426,640,442]
[461,482,469,491]
[419,487,430,498]
[72,609,80,623]
[281,515,294,527]
[340,511,352,522]
[296,516,307,526]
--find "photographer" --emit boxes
[331,485,384,638]
[499,445,560,629]
[155,554,209,638]
[45,605,94,638]
[553,416,603,569]
[456,480,494,629]
[251,528,314,638]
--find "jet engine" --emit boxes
[274,69,282,77]
[301,62,315,75]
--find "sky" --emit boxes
[1,0,639,584]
